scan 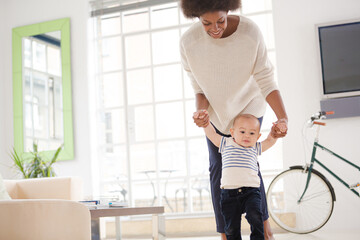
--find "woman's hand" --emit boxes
[271,118,288,138]
[193,109,210,128]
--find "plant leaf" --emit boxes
[50,144,63,165]
[10,148,26,178]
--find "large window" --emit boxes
[91,0,281,215]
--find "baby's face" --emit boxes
[230,117,261,148]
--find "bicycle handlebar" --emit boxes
[310,111,335,122]
[321,111,335,116]
[313,121,326,126]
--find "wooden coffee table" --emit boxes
[90,206,165,240]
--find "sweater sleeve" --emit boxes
[251,27,278,98]
[180,39,204,94]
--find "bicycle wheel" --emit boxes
[266,166,335,233]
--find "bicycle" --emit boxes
[266,111,360,234]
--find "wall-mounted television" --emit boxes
[316,19,360,99]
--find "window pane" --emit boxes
[130,143,156,180]
[167,180,188,212]
[54,108,63,138]
[101,109,126,145]
[34,105,48,139]
[24,138,34,152]
[188,138,209,175]
[101,180,129,203]
[101,14,121,36]
[47,45,61,76]
[191,176,211,212]
[154,64,182,102]
[100,152,127,181]
[127,68,153,105]
[102,145,127,157]
[32,41,46,72]
[133,181,158,207]
[48,140,63,150]
[152,29,180,64]
[156,102,184,139]
[24,69,32,100]
[37,139,50,152]
[248,13,275,49]
[134,105,155,142]
[24,38,32,68]
[122,8,149,33]
[24,102,33,137]
[101,37,122,72]
[183,69,194,99]
[151,3,178,29]
[102,72,124,108]
[185,100,204,137]
[125,34,151,68]
[158,140,186,176]
[54,79,62,108]
[242,0,272,14]
[32,72,47,105]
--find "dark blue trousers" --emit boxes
[206,118,269,233]
[220,187,264,240]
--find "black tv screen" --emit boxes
[317,20,360,98]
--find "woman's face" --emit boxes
[199,11,228,39]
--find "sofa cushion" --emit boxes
[0,199,91,240]
[4,177,83,200]
[0,174,11,200]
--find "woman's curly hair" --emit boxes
[180,0,242,18]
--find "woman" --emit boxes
[179,1,288,240]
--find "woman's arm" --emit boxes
[266,90,288,138]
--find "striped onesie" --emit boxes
[219,136,261,189]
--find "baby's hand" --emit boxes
[271,119,288,138]
[276,122,287,132]
[193,110,209,128]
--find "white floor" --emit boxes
[119,230,360,240]
[171,231,360,240]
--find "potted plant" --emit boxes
[11,142,63,178]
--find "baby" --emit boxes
[202,112,277,240]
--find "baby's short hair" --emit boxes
[180,0,242,18]
[233,114,260,129]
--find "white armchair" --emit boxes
[0,177,91,240]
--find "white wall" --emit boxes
[0,1,5,177]
[273,0,360,233]
[0,0,93,197]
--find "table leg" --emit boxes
[91,219,100,240]
[152,214,165,240]
[115,216,122,240]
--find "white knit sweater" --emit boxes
[180,16,278,134]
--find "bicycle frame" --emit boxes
[299,139,360,202]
